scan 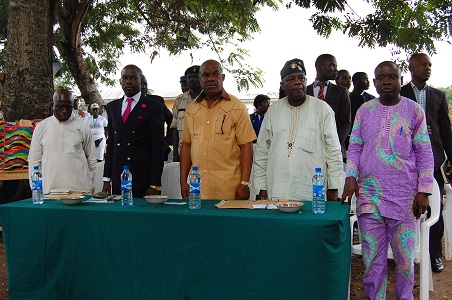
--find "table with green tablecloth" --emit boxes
[0,199,351,300]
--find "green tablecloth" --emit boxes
[0,199,350,300]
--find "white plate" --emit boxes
[144,195,168,204]
[276,202,303,213]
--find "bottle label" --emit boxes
[189,182,200,194]
[121,180,132,191]
[32,179,42,191]
[313,184,325,199]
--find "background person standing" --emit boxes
[249,94,270,141]
[400,53,452,273]
[307,54,351,161]
[87,103,108,162]
[171,66,202,162]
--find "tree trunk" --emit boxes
[55,0,102,109]
[55,42,103,108]
[2,0,54,121]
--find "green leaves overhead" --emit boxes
[289,0,452,55]
[52,0,279,92]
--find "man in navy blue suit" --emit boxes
[102,64,164,198]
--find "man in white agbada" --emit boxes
[28,89,97,194]
[253,59,343,201]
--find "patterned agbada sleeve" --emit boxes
[412,103,434,194]
[345,106,364,179]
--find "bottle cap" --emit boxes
[315,167,321,173]
[124,165,129,170]
[34,166,39,170]
[192,166,198,171]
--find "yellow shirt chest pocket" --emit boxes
[214,113,234,136]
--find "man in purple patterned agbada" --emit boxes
[341,61,434,300]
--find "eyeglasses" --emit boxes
[284,75,307,84]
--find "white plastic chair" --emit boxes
[349,180,441,300]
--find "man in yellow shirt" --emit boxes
[180,59,256,200]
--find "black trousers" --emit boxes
[427,172,444,259]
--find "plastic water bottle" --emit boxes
[312,167,325,214]
[31,166,44,204]
[189,166,201,209]
[121,165,133,206]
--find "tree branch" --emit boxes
[71,0,90,48]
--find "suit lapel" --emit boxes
[402,85,416,102]
[113,98,124,132]
[122,96,146,132]
[325,83,334,103]
[426,87,434,120]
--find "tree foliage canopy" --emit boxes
[289,0,452,58]
[53,0,279,92]
[1,0,451,101]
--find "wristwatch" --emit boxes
[149,185,161,191]
[240,181,251,188]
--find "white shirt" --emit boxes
[253,96,343,200]
[312,79,330,99]
[28,115,97,194]
[121,92,141,115]
[87,115,108,140]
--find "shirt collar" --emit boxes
[314,79,329,87]
[53,114,74,123]
[123,91,142,103]
[410,81,428,92]
[196,89,231,102]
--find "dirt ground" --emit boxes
[0,237,450,299]
[350,253,452,299]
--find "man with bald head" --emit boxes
[400,53,452,273]
[342,61,434,299]
[28,89,97,193]
[307,54,351,160]
[180,59,256,200]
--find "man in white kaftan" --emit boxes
[253,59,343,201]
[28,89,97,194]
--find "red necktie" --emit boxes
[317,82,326,100]
[122,98,133,123]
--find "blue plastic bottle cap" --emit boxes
[124,165,129,170]
[315,167,321,173]
[34,166,39,170]
[192,166,198,171]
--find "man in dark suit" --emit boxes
[307,54,351,160]
[141,75,173,161]
[400,53,452,273]
[102,64,164,198]
[352,72,376,102]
